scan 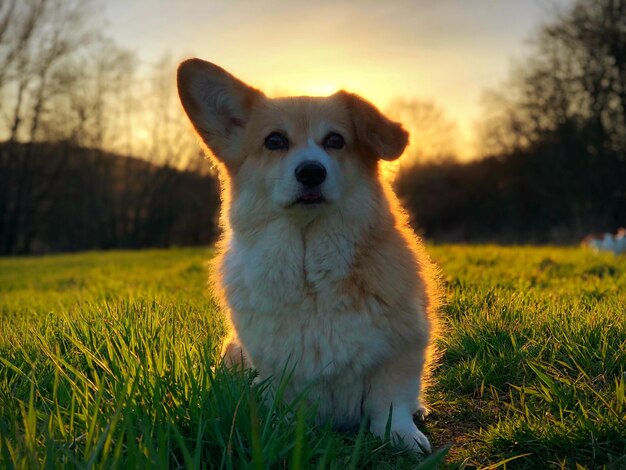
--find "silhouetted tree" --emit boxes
[387,98,459,164]
[0,1,220,254]
[0,0,102,253]
[397,0,626,243]
[479,0,625,158]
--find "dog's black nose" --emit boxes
[295,161,326,187]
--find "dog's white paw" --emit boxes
[370,412,432,454]
[393,423,432,454]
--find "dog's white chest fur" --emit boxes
[222,217,392,423]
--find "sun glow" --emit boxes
[289,82,342,98]
[104,0,557,165]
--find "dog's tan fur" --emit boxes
[177,59,441,452]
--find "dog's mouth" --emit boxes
[294,192,326,205]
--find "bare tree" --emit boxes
[0,0,101,253]
[0,0,43,94]
[478,0,626,157]
[386,97,460,165]
[137,54,205,169]
[472,0,626,237]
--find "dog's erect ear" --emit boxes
[177,59,264,165]
[337,91,408,161]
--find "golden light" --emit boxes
[289,82,342,98]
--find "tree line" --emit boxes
[396,0,626,243]
[1,0,624,254]
[0,0,216,254]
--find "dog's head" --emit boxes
[177,59,408,225]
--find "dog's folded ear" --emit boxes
[337,91,409,161]
[177,59,264,165]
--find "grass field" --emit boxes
[1,246,625,468]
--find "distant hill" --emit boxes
[0,141,220,254]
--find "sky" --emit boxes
[102,0,574,159]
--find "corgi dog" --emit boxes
[177,59,440,453]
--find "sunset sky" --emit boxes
[103,0,573,158]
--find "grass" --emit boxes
[0,246,624,468]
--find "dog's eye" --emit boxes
[323,132,345,150]
[264,132,289,151]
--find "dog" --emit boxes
[177,59,441,453]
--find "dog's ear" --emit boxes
[177,59,264,165]
[336,91,408,161]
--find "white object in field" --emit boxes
[615,230,626,254]
[586,229,626,255]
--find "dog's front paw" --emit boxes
[370,414,432,454]
[394,423,432,454]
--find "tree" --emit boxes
[479,0,626,157]
[474,0,626,236]
[0,1,222,254]
[387,98,460,165]
[0,0,105,253]
[393,0,626,243]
